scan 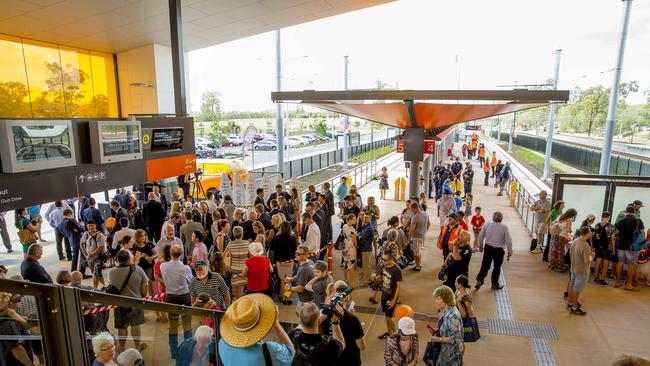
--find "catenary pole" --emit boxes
[542,49,562,181]
[600,0,633,175]
[343,56,349,170]
[275,30,284,177]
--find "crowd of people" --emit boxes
[2,131,649,366]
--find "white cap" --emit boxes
[398,317,416,335]
[116,348,142,366]
[249,241,264,257]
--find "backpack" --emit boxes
[290,329,329,366]
[334,232,346,250]
[592,223,609,249]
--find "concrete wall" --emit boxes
[117,44,191,116]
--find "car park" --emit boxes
[326,131,343,139]
[286,137,303,147]
[253,140,277,150]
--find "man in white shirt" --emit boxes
[161,212,181,239]
[112,217,136,249]
[160,244,193,358]
[302,212,320,263]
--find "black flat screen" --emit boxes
[151,127,184,152]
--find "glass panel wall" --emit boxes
[561,183,607,227]
[0,35,118,119]
[611,186,650,224]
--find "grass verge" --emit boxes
[350,145,393,164]
[502,144,582,179]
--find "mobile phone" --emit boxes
[427,324,437,335]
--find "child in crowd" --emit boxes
[454,191,463,212]
[457,212,468,231]
[463,193,473,221]
[450,176,462,195]
[193,292,221,328]
[471,207,485,252]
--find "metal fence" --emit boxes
[490,131,650,176]
[250,136,396,178]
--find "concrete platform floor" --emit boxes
[2,148,649,365]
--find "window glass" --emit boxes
[59,46,95,118]
[22,39,67,118]
[562,183,607,228]
[90,51,119,118]
[0,34,32,117]
[611,186,650,224]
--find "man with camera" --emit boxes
[289,302,344,366]
[321,282,366,366]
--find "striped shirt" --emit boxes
[190,272,229,309]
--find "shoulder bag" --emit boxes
[460,300,481,342]
[632,219,648,251]
[18,227,38,245]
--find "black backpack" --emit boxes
[592,223,609,249]
[290,329,329,366]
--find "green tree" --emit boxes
[0,81,31,118]
[197,91,221,122]
[313,118,327,135]
[208,121,225,144]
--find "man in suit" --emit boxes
[239,210,257,241]
[142,192,167,242]
[256,204,272,231]
[180,210,204,258]
[193,202,213,248]
[305,185,319,203]
[266,184,290,208]
[254,188,266,211]
[322,183,335,239]
[152,185,168,211]
[113,188,130,211]
[110,200,130,231]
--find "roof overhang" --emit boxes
[272,89,569,131]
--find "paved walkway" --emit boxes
[277,145,650,365]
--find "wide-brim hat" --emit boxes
[220,293,275,348]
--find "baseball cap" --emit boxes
[116,348,143,366]
[398,317,416,335]
[194,261,208,268]
[447,213,458,219]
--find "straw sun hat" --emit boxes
[220,293,276,348]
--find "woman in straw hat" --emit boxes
[242,242,273,296]
[219,294,294,365]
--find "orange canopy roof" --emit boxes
[271,89,569,131]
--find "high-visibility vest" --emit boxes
[490,156,498,167]
[483,162,490,172]
[438,224,461,249]
[479,148,486,158]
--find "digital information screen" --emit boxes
[100,124,141,156]
[12,125,73,164]
[151,127,184,152]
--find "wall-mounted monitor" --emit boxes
[151,127,184,152]
[0,119,77,173]
[90,120,143,164]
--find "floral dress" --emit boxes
[549,219,570,272]
[437,306,464,366]
[379,172,389,190]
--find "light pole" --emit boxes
[542,49,562,182]
[508,112,515,153]
[275,30,284,177]
[600,0,633,175]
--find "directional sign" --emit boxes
[396,138,404,153]
[397,139,434,155]
[465,125,481,131]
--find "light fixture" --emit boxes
[130,82,153,88]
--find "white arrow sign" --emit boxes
[79,175,85,183]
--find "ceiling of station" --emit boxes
[0,0,393,53]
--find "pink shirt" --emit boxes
[191,242,208,264]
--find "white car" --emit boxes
[298,135,316,145]
[286,137,303,147]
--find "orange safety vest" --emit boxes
[490,156,498,167]
[478,148,486,158]
[483,161,490,172]
[438,224,461,250]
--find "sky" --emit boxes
[188,0,650,113]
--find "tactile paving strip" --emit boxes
[530,337,558,366]
[493,271,513,320]
[487,319,559,340]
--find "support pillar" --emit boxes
[423,155,430,199]
[408,161,420,199]
[275,30,284,176]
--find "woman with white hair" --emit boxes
[242,242,273,296]
[176,325,216,366]
[91,332,117,366]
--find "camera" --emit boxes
[321,287,352,318]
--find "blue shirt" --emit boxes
[27,205,41,217]
[454,197,463,211]
[218,339,293,366]
[336,183,348,203]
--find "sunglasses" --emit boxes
[134,359,145,366]
[295,251,306,256]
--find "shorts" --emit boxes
[499,178,507,187]
[617,249,639,265]
[166,293,191,320]
[381,295,397,317]
[91,260,104,276]
[569,272,588,293]
[143,267,154,281]
[594,247,615,261]
[114,307,145,329]
[411,237,424,257]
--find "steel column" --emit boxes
[168,0,187,116]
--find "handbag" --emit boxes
[223,250,232,269]
[334,232,345,250]
[423,340,441,365]
[632,220,648,251]
[18,228,38,244]
[438,264,449,282]
[460,301,480,342]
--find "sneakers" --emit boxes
[570,307,587,316]
[563,292,568,300]
[475,281,483,290]
[491,284,504,290]
[531,248,542,254]
[410,266,421,272]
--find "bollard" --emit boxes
[394,177,402,200]
[327,243,334,272]
[509,181,518,206]
[399,177,407,201]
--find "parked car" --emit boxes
[252,133,264,142]
[225,135,243,146]
[253,140,277,150]
[298,135,317,144]
[260,133,275,140]
[286,137,303,147]
[326,131,343,139]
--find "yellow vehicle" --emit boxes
[184,159,249,198]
